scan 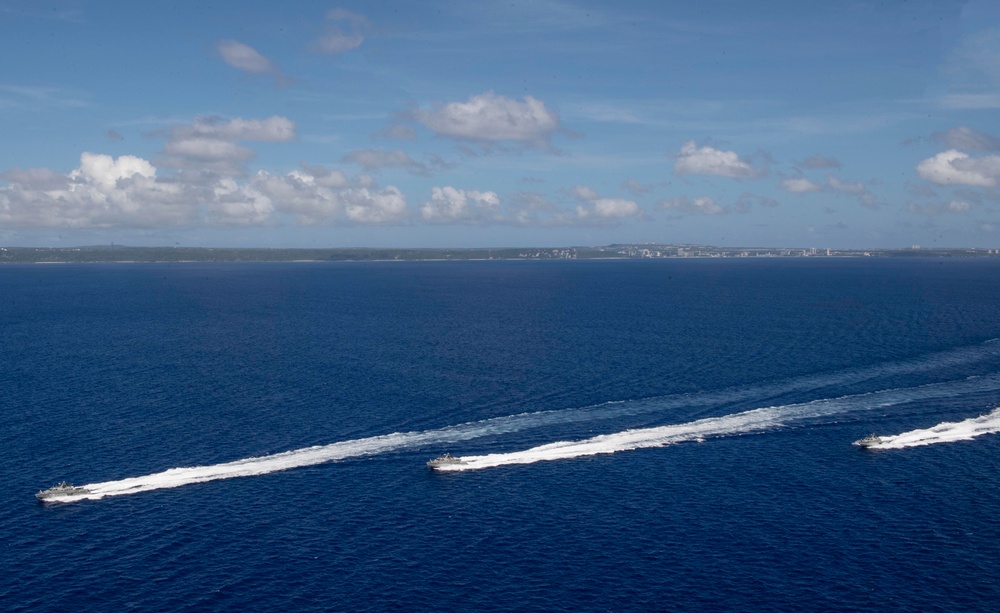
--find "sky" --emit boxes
[1,0,1000,249]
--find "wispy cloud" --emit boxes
[659,196,727,215]
[796,155,841,169]
[939,93,1000,109]
[571,102,641,124]
[620,179,655,195]
[341,148,450,176]
[446,0,607,34]
[0,5,84,22]
[216,40,289,86]
[932,126,1000,152]
[0,84,90,110]
[907,200,973,215]
[313,8,369,55]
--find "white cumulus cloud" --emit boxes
[415,92,560,147]
[674,141,762,179]
[298,164,349,188]
[781,177,821,193]
[162,116,296,172]
[590,198,640,218]
[1,153,197,228]
[571,185,599,201]
[571,185,640,220]
[208,177,275,226]
[0,150,412,229]
[250,172,340,226]
[421,186,500,223]
[342,187,409,223]
[71,152,156,188]
[917,150,1000,187]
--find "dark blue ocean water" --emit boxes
[3,259,1000,611]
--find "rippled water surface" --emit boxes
[3,259,1000,611]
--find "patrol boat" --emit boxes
[35,481,91,501]
[853,434,883,448]
[427,453,466,468]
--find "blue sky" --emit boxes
[1,0,999,248]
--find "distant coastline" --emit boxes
[1,244,998,264]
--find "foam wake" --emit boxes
[863,408,1000,450]
[435,374,1000,471]
[68,418,556,502]
[39,341,1000,500]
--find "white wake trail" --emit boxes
[864,407,1000,449]
[71,416,556,502]
[436,407,786,470]
[436,375,1000,471]
[38,341,1000,501]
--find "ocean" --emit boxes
[3,258,1000,611]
